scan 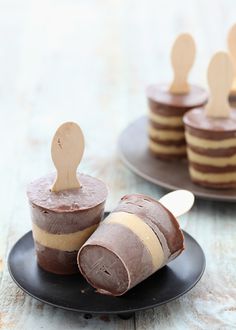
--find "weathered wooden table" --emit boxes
[0,0,236,329]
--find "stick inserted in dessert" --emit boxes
[228,23,236,107]
[27,122,108,274]
[78,190,194,296]
[147,33,208,159]
[184,52,236,189]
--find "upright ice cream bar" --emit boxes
[184,52,236,189]
[27,122,108,274]
[147,33,208,160]
[27,173,107,274]
[147,84,207,159]
[184,109,236,188]
[78,194,184,296]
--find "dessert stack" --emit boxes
[147,33,208,159]
[27,122,108,274]
[184,52,236,189]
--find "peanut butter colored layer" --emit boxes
[149,111,183,127]
[189,167,236,183]
[32,223,98,252]
[149,140,186,155]
[103,212,165,269]
[187,148,236,167]
[148,126,185,141]
[185,132,236,149]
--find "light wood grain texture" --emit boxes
[51,122,84,191]
[159,190,195,217]
[0,0,236,329]
[169,33,196,94]
[205,52,234,118]
[228,23,236,93]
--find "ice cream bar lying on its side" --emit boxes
[77,194,184,296]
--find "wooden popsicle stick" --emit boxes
[205,52,234,118]
[159,190,194,218]
[227,23,236,93]
[169,33,196,94]
[51,122,85,192]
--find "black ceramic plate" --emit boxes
[8,223,205,315]
[118,116,236,202]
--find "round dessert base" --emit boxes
[36,249,79,275]
[8,213,205,316]
[118,117,236,202]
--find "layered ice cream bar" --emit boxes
[78,194,184,296]
[147,83,208,159]
[184,108,236,188]
[27,173,108,274]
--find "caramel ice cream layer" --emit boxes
[149,112,183,127]
[185,132,236,149]
[187,148,236,167]
[32,223,98,252]
[190,167,236,183]
[149,126,185,141]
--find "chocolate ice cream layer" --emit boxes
[35,241,79,274]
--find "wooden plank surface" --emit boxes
[0,0,236,329]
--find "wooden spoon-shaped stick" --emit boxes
[51,122,85,192]
[169,33,196,94]
[205,52,234,118]
[159,190,194,218]
[227,23,236,93]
